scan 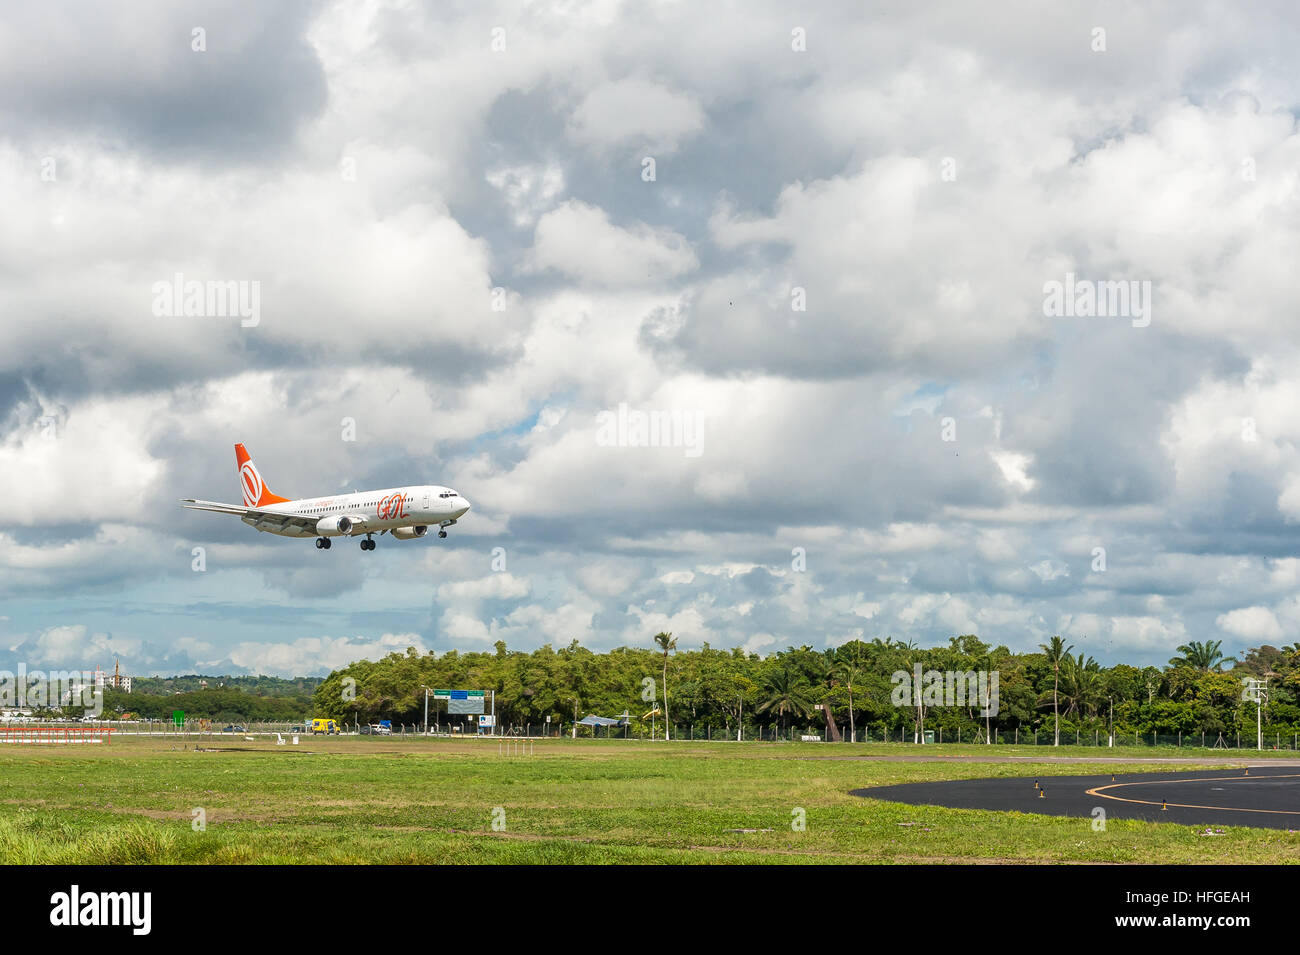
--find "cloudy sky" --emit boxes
[3,0,1300,677]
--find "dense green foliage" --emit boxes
[93,687,312,722]
[310,636,1300,740]
[51,675,319,722]
[129,674,321,697]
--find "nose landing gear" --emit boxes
[438,518,457,539]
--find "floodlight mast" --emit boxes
[1243,678,1268,751]
[1256,680,1268,751]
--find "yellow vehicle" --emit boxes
[311,718,342,735]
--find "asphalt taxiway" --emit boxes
[852,765,1300,829]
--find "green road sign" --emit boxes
[432,690,484,700]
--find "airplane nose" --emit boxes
[456,497,471,517]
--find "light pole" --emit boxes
[1243,678,1268,751]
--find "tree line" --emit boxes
[86,687,312,723]
[129,674,322,698]
[308,635,1300,740]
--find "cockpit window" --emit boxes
[440,490,458,498]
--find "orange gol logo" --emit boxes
[378,492,409,520]
[240,462,263,507]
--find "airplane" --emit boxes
[180,443,470,551]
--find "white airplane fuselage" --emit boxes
[249,485,471,538]
[180,443,471,549]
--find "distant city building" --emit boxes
[108,659,131,693]
[82,661,132,694]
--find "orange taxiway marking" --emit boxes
[1085,773,1300,816]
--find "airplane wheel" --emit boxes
[315,539,323,549]
[438,530,448,538]
[322,538,331,549]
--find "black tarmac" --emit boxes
[851,765,1300,830]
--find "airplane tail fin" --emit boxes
[235,443,290,507]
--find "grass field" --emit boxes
[1,737,1297,864]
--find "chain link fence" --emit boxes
[11,718,1295,749]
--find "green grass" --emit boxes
[0,737,1295,863]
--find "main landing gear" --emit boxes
[438,518,457,539]
[360,535,376,551]
[315,538,332,549]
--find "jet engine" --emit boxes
[315,516,353,537]
[391,525,429,540]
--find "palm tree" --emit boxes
[654,632,676,740]
[756,667,813,738]
[1061,653,1103,720]
[832,655,865,743]
[810,650,842,742]
[1039,635,1073,746]
[1168,640,1226,672]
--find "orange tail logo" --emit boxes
[235,443,289,507]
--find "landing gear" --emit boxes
[438,530,447,538]
[315,538,332,550]
[361,536,376,551]
[438,518,456,539]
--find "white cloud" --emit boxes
[6,2,1300,674]
[992,450,1036,492]
[567,78,705,155]
[526,200,698,286]
[1216,606,1284,642]
[438,573,531,602]
[486,163,566,227]
[220,634,427,676]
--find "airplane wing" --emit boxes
[180,499,319,533]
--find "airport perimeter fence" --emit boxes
[13,719,1299,750]
[467,722,1300,749]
